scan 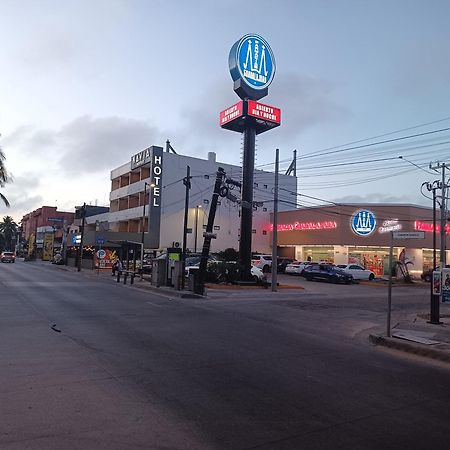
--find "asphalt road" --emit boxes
[1,260,449,449]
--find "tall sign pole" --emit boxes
[221,34,279,281]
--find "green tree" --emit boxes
[0,215,18,251]
[0,147,10,207]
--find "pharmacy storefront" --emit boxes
[272,204,448,277]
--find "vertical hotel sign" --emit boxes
[148,146,163,248]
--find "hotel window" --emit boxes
[203,199,209,205]
[254,182,258,187]
[263,207,267,212]
[263,184,268,189]
[252,229,256,234]
[214,225,220,230]
[262,230,267,235]
[204,175,209,179]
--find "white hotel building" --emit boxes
[105,145,297,253]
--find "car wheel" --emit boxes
[424,274,431,282]
[253,275,259,283]
[262,265,270,273]
[368,273,374,281]
[331,276,339,284]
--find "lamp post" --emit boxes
[141,181,149,280]
[194,205,202,254]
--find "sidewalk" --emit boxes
[369,310,450,364]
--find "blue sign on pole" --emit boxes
[229,34,276,99]
[351,210,377,236]
[96,236,105,245]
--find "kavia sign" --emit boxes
[351,210,377,236]
[229,34,276,100]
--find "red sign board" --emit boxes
[415,220,450,233]
[220,101,244,126]
[269,221,337,232]
[247,100,281,124]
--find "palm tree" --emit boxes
[0,147,10,207]
[0,215,18,250]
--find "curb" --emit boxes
[369,334,450,363]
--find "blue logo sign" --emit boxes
[96,235,105,245]
[351,210,377,236]
[229,34,276,91]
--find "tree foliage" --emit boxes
[0,147,11,207]
[0,215,18,251]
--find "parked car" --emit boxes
[276,257,295,273]
[303,263,353,284]
[421,265,450,282]
[285,261,312,276]
[251,254,272,273]
[336,264,376,280]
[1,251,15,263]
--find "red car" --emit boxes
[1,251,15,263]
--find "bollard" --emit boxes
[116,272,120,283]
[123,272,128,285]
[130,274,135,285]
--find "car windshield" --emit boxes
[337,264,346,268]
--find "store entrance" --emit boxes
[348,247,390,276]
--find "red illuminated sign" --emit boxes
[269,221,337,232]
[415,220,450,233]
[220,101,244,126]
[247,100,281,124]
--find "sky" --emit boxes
[1,0,450,222]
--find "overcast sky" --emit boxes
[1,0,450,221]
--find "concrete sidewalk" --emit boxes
[369,310,450,363]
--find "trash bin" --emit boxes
[188,267,199,291]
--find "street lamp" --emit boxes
[194,205,202,253]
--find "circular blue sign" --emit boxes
[229,34,276,91]
[351,210,377,236]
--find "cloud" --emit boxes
[332,193,418,204]
[175,73,349,162]
[1,172,43,220]
[3,116,165,175]
[57,115,164,173]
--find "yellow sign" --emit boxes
[28,234,35,257]
[43,233,54,261]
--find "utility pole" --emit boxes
[196,167,226,295]
[271,149,279,292]
[77,203,86,272]
[181,166,191,289]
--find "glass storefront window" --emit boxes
[423,249,439,271]
[302,246,334,263]
[348,246,390,276]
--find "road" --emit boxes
[1,260,449,449]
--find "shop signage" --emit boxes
[247,100,281,124]
[148,146,164,249]
[378,219,402,234]
[433,271,441,295]
[351,210,376,236]
[43,233,54,261]
[270,221,337,232]
[48,217,64,223]
[131,147,152,169]
[392,231,425,239]
[220,102,244,126]
[442,268,450,303]
[229,34,276,91]
[414,220,450,233]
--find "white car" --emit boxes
[285,261,310,275]
[251,255,272,273]
[337,264,376,280]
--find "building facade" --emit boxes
[105,146,297,254]
[273,204,445,277]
